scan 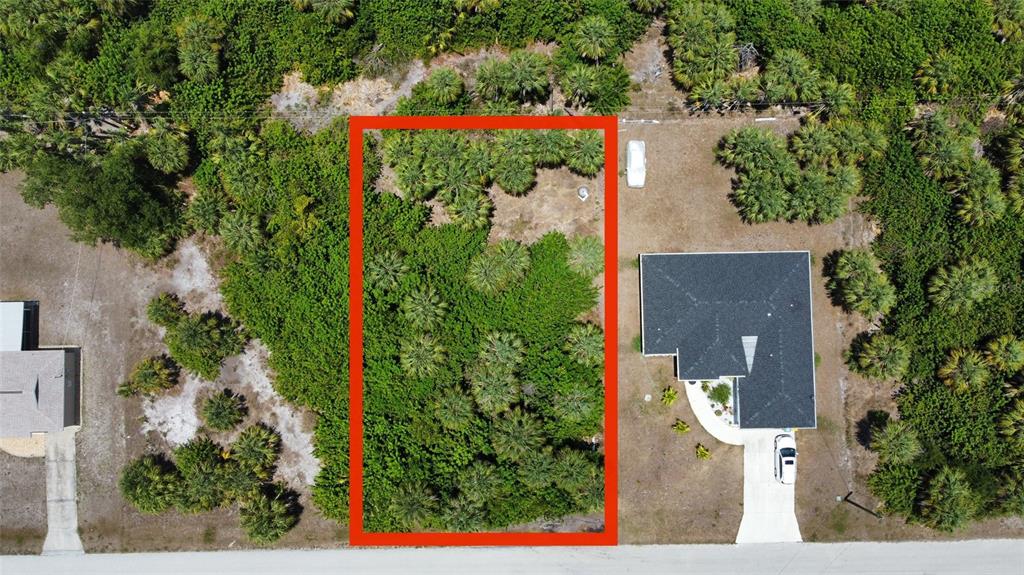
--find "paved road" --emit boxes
[735,430,802,543]
[40,429,83,556]
[3,540,1023,575]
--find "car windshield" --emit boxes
[780,448,796,458]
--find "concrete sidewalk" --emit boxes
[41,428,83,556]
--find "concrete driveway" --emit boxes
[736,430,802,543]
[41,429,83,556]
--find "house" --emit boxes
[0,301,80,439]
[639,252,816,429]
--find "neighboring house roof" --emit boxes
[0,301,25,351]
[640,252,816,429]
[0,350,76,437]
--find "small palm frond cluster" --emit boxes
[467,239,530,295]
[829,249,897,317]
[402,286,448,330]
[468,331,525,418]
[871,419,923,465]
[938,348,991,393]
[565,323,604,367]
[365,250,408,292]
[847,332,910,381]
[927,258,998,314]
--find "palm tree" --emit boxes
[455,0,502,13]
[238,484,299,544]
[560,64,598,108]
[119,455,181,514]
[631,0,666,13]
[467,240,530,294]
[532,130,570,167]
[554,449,602,506]
[146,292,185,328]
[566,130,604,176]
[402,286,448,330]
[830,250,896,316]
[553,389,594,423]
[172,436,227,512]
[568,235,604,279]
[848,333,910,380]
[433,387,476,432]
[468,363,519,417]
[312,0,356,24]
[201,389,247,431]
[571,16,616,62]
[999,399,1024,443]
[458,461,503,504]
[423,67,464,105]
[717,126,792,170]
[938,348,990,393]
[761,49,820,103]
[517,449,557,490]
[566,323,604,367]
[986,334,1024,373]
[448,192,492,230]
[492,153,536,196]
[467,255,506,294]
[400,334,445,378]
[992,0,1024,42]
[495,238,530,279]
[921,466,978,532]
[732,170,790,223]
[927,258,998,313]
[688,78,732,112]
[463,141,493,185]
[871,419,923,465]
[219,210,262,255]
[491,408,543,462]
[816,77,855,118]
[178,43,219,83]
[957,185,1008,226]
[1002,75,1024,122]
[117,354,181,396]
[145,128,189,174]
[186,189,227,235]
[789,118,839,167]
[911,111,973,180]
[788,166,829,222]
[365,250,408,292]
[505,50,550,103]
[479,331,525,368]
[915,51,959,98]
[473,57,510,102]
[1009,176,1024,216]
[388,481,437,531]
[440,495,485,532]
[230,424,281,479]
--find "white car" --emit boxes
[774,434,797,485]
[626,140,646,188]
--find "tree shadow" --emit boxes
[855,409,891,449]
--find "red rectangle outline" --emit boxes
[348,115,618,546]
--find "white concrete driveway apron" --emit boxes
[735,429,802,543]
[42,428,84,555]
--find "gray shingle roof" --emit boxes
[640,252,816,429]
[0,350,72,437]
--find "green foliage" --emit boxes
[201,389,248,431]
[565,323,604,367]
[828,250,897,317]
[671,419,691,434]
[467,239,531,294]
[937,348,991,393]
[847,333,911,381]
[695,443,711,460]
[665,0,737,90]
[238,483,300,544]
[871,419,923,465]
[868,463,921,517]
[921,466,979,532]
[661,386,678,406]
[708,382,732,405]
[927,258,998,314]
[118,355,181,397]
[568,235,604,279]
[985,334,1024,374]
[147,293,246,380]
[119,455,181,514]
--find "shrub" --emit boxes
[147,292,186,328]
[231,424,282,480]
[238,483,300,544]
[164,311,246,380]
[567,235,604,278]
[927,258,998,314]
[695,443,711,460]
[985,334,1024,374]
[661,386,678,406]
[565,323,604,367]
[847,333,910,381]
[118,355,181,397]
[201,389,248,431]
[870,419,923,465]
[828,250,897,317]
[937,348,991,393]
[921,467,979,532]
[120,455,181,514]
[709,382,732,406]
[665,0,736,90]
[672,419,691,434]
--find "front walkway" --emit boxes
[41,428,83,556]
[685,382,802,543]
